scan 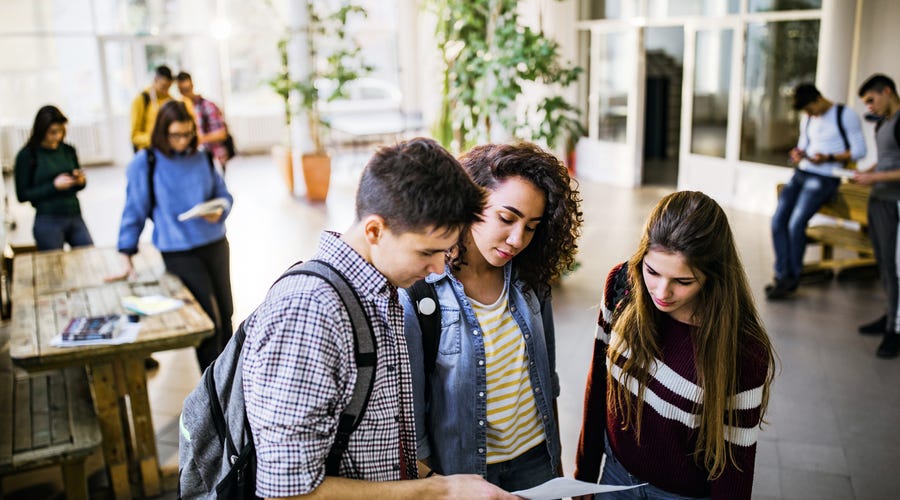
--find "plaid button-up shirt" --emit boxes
[243,231,418,497]
[192,96,228,162]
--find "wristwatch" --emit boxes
[827,153,835,162]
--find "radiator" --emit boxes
[229,114,285,153]
[0,121,113,170]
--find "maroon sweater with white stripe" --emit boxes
[575,264,769,499]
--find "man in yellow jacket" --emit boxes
[130,65,195,151]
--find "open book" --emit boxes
[177,197,231,221]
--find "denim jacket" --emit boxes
[400,263,561,477]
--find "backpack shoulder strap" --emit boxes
[278,259,377,476]
[142,90,150,108]
[27,146,39,187]
[205,322,248,459]
[835,103,850,152]
[406,279,441,376]
[895,114,900,148]
[145,149,156,218]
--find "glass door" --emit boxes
[582,26,642,185]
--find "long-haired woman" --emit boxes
[14,105,93,250]
[575,191,776,499]
[110,100,234,372]
[402,142,582,490]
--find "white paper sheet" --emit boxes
[50,322,142,348]
[511,477,643,500]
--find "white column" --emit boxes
[288,0,312,154]
[816,0,858,104]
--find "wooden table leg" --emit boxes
[88,362,132,500]
[122,356,161,497]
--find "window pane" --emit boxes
[94,0,208,35]
[647,0,738,17]
[0,36,104,123]
[594,32,629,143]
[691,29,732,158]
[749,0,822,12]
[0,0,93,33]
[740,20,819,165]
[578,0,640,20]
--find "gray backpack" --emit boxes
[178,260,377,499]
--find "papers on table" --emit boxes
[51,320,141,348]
[177,197,230,221]
[511,477,643,500]
[122,294,183,315]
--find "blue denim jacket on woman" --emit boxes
[400,263,561,477]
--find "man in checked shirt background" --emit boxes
[241,137,519,499]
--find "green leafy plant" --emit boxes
[431,0,585,152]
[266,1,373,154]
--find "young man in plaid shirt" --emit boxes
[177,71,232,170]
[242,138,518,499]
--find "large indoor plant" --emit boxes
[430,0,585,155]
[266,0,372,201]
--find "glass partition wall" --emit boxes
[575,1,822,187]
[0,0,403,167]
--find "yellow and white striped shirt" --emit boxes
[470,285,545,464]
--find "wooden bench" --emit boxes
[0,327,102,500]
[779,182,877,280]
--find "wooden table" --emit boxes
[7,246,214,499]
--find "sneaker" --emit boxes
[144,356,160,370]
[859,315,887,335]
[876,334,900,359]
[765,276,798,300]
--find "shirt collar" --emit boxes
[314,230,393,300]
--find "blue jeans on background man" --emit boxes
[769,170,840,293]
[596,437,709,500]
[32,214,94,251]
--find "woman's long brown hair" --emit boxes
[608,191,775,479]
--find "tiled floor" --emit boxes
[2,151,900,499]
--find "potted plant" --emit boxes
[267,0,372,201]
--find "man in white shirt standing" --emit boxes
[766,83,867,300]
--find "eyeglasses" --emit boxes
[168,131,195,140]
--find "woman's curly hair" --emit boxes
[455,142,583,289]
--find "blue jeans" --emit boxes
[32,214,94,251]
[596,438,709,500]
[771,170,840,280]
[485,443,557,492]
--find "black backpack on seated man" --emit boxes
[178,260,377,499]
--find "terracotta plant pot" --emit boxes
[302,153,331,202]
[271,145,294,194]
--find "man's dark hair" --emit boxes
[26,105,68,150]
[792,83,822,110]
[155,65,174,80]
[858,74,897,97]
[176,71,192,83]
[150,100,198,155]
[356,137,485,234]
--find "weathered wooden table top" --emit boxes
[9,246,214,370]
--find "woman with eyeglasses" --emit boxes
[110,100,234,372]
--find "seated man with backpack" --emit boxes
[179,138,520,499]
[765,83,867,300]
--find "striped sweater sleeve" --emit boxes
[574,264,627,482]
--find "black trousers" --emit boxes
[162,237,234,371]
[868,198,900,335]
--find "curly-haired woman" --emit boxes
[574,191,776,500]
[401,142,583,490]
